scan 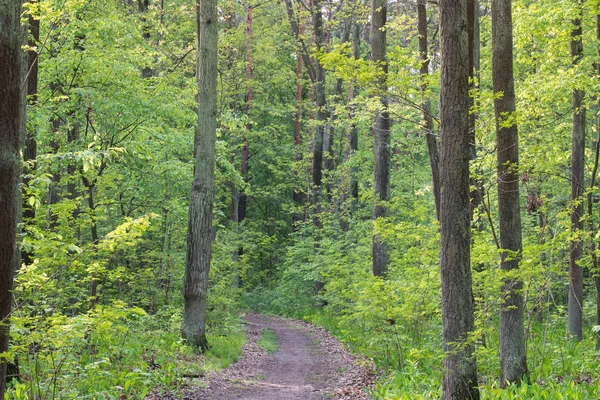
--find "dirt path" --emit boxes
[189,314,376,400]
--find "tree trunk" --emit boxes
[568,2,585,342]
[182,0,218,352]
[417,0,440,221]
[371,0,390,278]
[312,0,326,209]
[81,174,100,309]
[348,13,360,205]
[491,0,528,385]
[239,2,252,224]
[595,12,600,351]
[0,0,25,395]
[439,0,480,398]
[312,0,326,295]
[293,22,305,223]
[22,4,40,266]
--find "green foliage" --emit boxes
[258,329,279,354]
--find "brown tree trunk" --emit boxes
[293,22,305,221]
[417,0,440,221]
[312,0,326,295]
[82,174,100,309]
[22,4,40,266]
[492,0,528,385]
[0,0,25,395]
[568,2,585,342]
[371,0,390,278]
[349,16,360,204]
[182,0,218,352]
[439,0,480,398]
[595,13,600,351]
[239,2,253,224]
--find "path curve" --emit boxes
[190,314,375,400]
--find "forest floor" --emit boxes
[186,313,377,399]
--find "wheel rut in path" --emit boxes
[190,314,375,400]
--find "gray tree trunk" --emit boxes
[569,3,585,342]
[182,0,218,352]
[595,13,600,351]
[349,15,360,204]
[417,0,440,221]
[0,0,25,395]
[371,0,390,278]
[439,0,480,398]
[491,0,529,385]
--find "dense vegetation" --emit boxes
[2,0,600,398]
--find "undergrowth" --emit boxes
[258,328,279,353]
[4,304,245,399]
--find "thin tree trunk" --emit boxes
[349,16,360,204]
[182,0,218,352]
[589,112,600,349]
[312,0,326,295]
[595,12,600,351]
[568,2,585,342]
[492,0,528,385]
[0,0,25,395]
[293,22,305,223]
[417,0,440,221]
[371,0,390,278]
[239,2,252,223]
[82,175,100,309]
[439,0,480,398]
[22,4,40,266]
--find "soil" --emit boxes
[188,314,377,400]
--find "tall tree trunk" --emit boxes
[312,0,326,296]
[182,0,218,352]
[417,0,440,221]
[595,12,600,351]
[371,0,390,278]
[22,4,40,266]
[347,13,360,205]
[439,0,480,398]
[568,2,585,342]
[239,2,252,224]
[492,0,528,385]
[468,0,483,221]
[0,0,25,395]
[293,22,305,223]
[81,175,100,309]
[312,0,326,212]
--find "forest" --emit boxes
[1,0,600,398]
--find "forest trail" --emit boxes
[190,314,375,399]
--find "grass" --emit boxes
[258,328,279,353]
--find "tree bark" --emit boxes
[417,0,440,221]
[239,2,252,224]
[182,0,218,352]
[293,22,305,222]
[491,0,528,385]
[312,0,326,207]
[0,0,25,395]
[439,0,480,398]
[568,2,585,342]
[371,0,390,278]
[595,12,600,351]
[312,0,326,295]
[21,4,40,266]
[348,14,360,204]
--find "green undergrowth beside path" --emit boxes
[5,305,246,400]
[242,290,600,400]
[258,328,279,353]
[303,310,600,399]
